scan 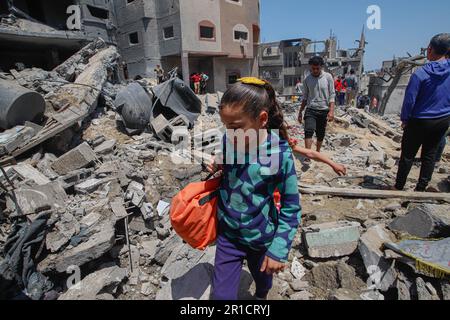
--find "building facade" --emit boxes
[259,31,366,95]
[114,0,260,92]
[0,0,117,71]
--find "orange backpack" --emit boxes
[170,177,221,250]
[170,176,283,251]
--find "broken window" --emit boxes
[233,24,249,43]
[164,26,174,40]
[234,31,248,41]
[129,32,139,45]
[5,0,76,30]
[86,5,109,20]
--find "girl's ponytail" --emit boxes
[264,83,290,142]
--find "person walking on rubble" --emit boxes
[200,72,209,94]
[154,65,165,84]
[344,69,358,107]
[298,56,336,152]
[191,73,202,94]
[393,33,450,192]
[207,77,302,300]
[334,76,346,106]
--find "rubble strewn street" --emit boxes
[0,1,450,300]
[0,36,448,301]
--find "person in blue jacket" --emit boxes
[394,33,450,192]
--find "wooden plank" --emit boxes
[299,184,450,202]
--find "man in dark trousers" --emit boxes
[394,33,450,192]
[298,56,335,152]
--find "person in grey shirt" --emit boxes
[345,69,358,107]
[298,56,336,152]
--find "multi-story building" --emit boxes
[114,0,260,92]
[0,0,117,71]
[259,31,366,95]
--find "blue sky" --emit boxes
[260,0,450,70]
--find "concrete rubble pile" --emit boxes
[0,38,449,301]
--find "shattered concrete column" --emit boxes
[181,51,190,88]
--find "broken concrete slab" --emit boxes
[290,280,309,292]
[7,182,67,216]
[389,204,450,238]
[46,213,81,253]
[396,272,413,300]
[151,114,173,142]
[161,244,216,281]
[360,290,384,300]
[154,234,184,266]
[358,225,398,292]
[58,265,127,300]
[128,215,154,234]
[53,38,108,81]
[289,291,313,300]
[440,280,450,300]
[9,163,50,185]
[52,142,97,175]
[156,244,216,300]
[36,153,59,180]
[38,220,116,273]
[367,151,386,167]
[74,178,107,195]
[302,221,361,258]
[0,125,36,156]
[416,277,440,300]
[57,168,94,190]
[331,288,362,300]
[94,139,117,155]
[140,240,159,259]
[305,260,365,293]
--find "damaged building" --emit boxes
[113,0,260,92]
[368,54,426,115]
[259,31,366,95]
[0,0,117,71]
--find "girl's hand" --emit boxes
[332,163,347,176]
[260,256,285,275]
[206,158,223,175]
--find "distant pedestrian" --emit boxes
[200,72,209,94]
[298,56,336,152]
[344,70,358,107]
[370,96,379,113]
[295,80,303,95]
[154,65,165,84]
[393,33,450,192]
[191,73,202,94]
[334,76,346,106]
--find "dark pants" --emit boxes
[157,76,164,84]
[337,92,345,106]
[212,234,273,300]
[304,108,329,141]
[435,134,448,162]
[395,116,450,191]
